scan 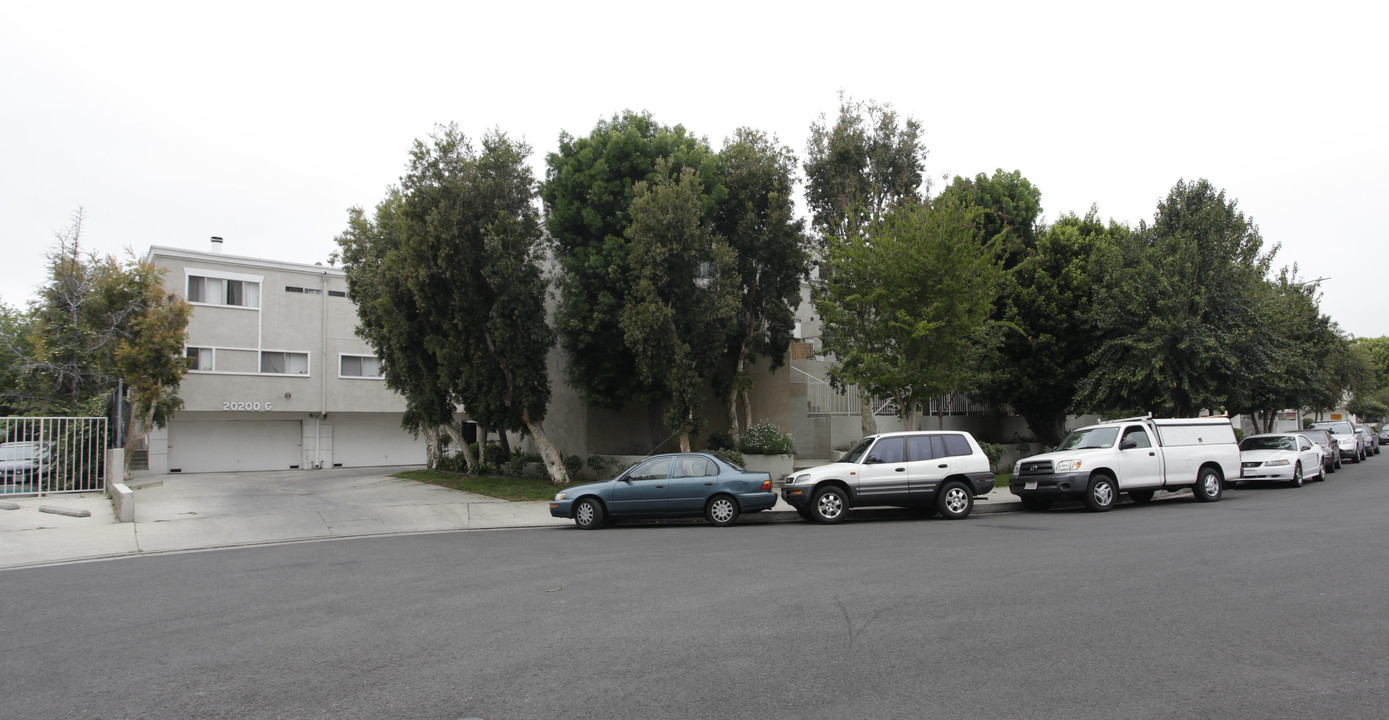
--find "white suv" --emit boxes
[781,431,995,523]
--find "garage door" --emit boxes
[330,414,426,468]
[168,419,303,473]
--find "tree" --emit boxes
[339,125,572,484]
[939,169,1043,269]
[713,127,811,443]
[804,95,928,435]
[621,163,740,451]
[335,192,476,470]
[110,262,191,479]
[814,197,1001,431]
[984,209,1125,446]
[1078,179,1274,417]
[541,111,723,421]
[1231,269,1338,431]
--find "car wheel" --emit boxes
[810,486,848,524]
[705,495,740,527]
[1129,490,1155,504]
[1289,462,1303,488]
[573,498,604,530]
[1334,454,1342,470]
[1084,475,1117,512]
[936,482,973,520]
[1192,466,1223,502]
[1315,461,1326,482]
[1019,496,1051,512]
[1353,448,1362,463]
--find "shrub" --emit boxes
[563,454,584,478]
[586,454,615,479]
[435,452,466,472]
[713,448,745,468]
[978,442,1005,471]
[738,420,795,455]
[482,443,509,467]
[706,430,736,451]
[506,455,528,477]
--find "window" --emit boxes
[866,437,905,464]
[188,275,260,308]
[340,355,382,378]
[627,458,673,482]
[185,347,213,371]
[261,351,308,374]
[284,286,322,295]
[940,434,973,457]
[908,435,942,461]
[1121,427,1152,449]
[673,457,716,478]
[328,290,346,298]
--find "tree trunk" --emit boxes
[121,391,161,481]
[523,408,570,486]
[741,388,753,436]
[423,426,440,469]
[859,395,877,438]
[727,394,741,448]
[441,420,477,471]
[895,388,915,433]
[1022,411,1068,449]
[498,430,512,456]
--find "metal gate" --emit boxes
[1,417,109,497]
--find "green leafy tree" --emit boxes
[989,209,1125,446]
[713,127,811,443]
[340,125,571,483]
[110,263,191,478]
[541,111,723,420]
[939,169,1043,269]
[621,163,740,451]
[1078,179,1274,417]
[814,197,1001,431]
[1239,270,1340,432]
[335,192,477,470]
[804,95,928,435]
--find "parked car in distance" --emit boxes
[1234,433,1324,488]
[1378,425,1389,445]
[781,431,995,523]
[550,453,776,529]
[1355,424,1380,455]
[0,441,51,483]
[1298,428,1341,473]
[1306,420,1364,463]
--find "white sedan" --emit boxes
[1236,433,1325,487]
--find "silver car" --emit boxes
[0,441,51,483]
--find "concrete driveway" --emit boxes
[0,466,571,570]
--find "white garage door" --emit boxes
[331,414,426,468]
[168,419,303,473]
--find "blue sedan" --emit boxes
[550,453,777,529]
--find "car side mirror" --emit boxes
[1120,439,1138,450]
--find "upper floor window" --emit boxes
[340,355,382,378]
[186,347,213,371]
[188,275,260,308]
[261,351,308,375]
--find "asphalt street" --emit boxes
[3,458,1387,719]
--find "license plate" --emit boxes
[1025,481,1037,490]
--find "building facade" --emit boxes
[143,241,427,473]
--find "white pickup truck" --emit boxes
[1009,416,1240,512]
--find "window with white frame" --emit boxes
[185,347,213,371]
[188,275,260,308]
[340,354,382,378]
[260,351,309,374]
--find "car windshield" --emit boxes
[840,437,875,464]
[1241,436,1295,451]
[1308,421,1353,435]
[1056,427,1120,451]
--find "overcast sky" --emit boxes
[3,1,1385,338]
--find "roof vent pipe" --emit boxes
[210,236,224,254]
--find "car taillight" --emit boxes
[760,479,772,491]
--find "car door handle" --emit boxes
[896,467,906,472]
[704,481,714,485]
[938,463,948,468]
[1149,452,1155,456]
[655,484,664,488]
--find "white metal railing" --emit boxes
[1,417,109,496]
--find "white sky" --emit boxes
[3,1,1385,338]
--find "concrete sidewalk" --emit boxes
[0,467,1026,570]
